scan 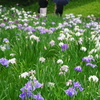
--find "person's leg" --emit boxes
[54,4,56,13]
[56,4,63,16]
[37,7,40,18]
[40,8,47,17]
[59,5,63,16]
[55,4,59,16]
[38,7,40,14]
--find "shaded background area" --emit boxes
[0,0,37,6]
[0,0,100,17]
[0,0,95,7]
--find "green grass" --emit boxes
[64,0,100,17]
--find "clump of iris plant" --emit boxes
[65,81,84,97]
[82,56,95,63]
[82,56,97,68]
[86,63,97,68]
[19,79,43,99]
[65,87,78,97]
[19,70,44,100]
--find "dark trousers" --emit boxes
[38,8,40,13]
[56,4,64,16]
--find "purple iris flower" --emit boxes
[67,24,72,27]
[19,79,43,99]
[98,18,100,20]
[32,29,36,32]
[52,22,56,25]
[19,91,33,99]
[3,38,9,43]
[65,87,78,97]
[73,82,84,91]
[0,58,9,67]
[0,23,5,27]
[20,80,42,92]
[86,63,97,68]
[11,14,14,16]
[24,26,32,31]
[4,19,7,21]
[20,81,33,92]
[61,44,68,51]
[65,81,84,97]
[40,29,47,34]
[19,91,27,99]
[50,27,56,31]
[18,24,23,29]
[44,19,47,21]
[74,66,82,72]
[33,79,43,90]
[14,20,19,23]
[82,57,95,63]
[33,94,44,100]
[8,21,14,24]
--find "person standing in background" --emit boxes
[53,0,69,17]
[38,0,48,17]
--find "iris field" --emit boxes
[0,5,100,100]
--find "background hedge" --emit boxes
[0,0,73,6]
[0,0,38,6]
